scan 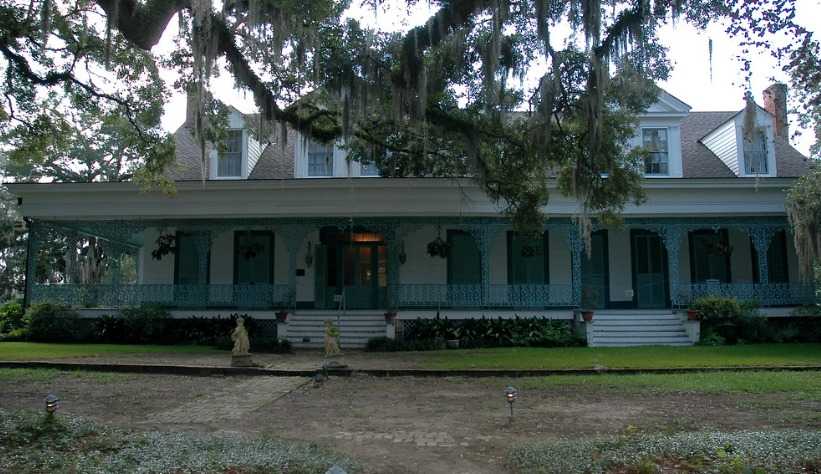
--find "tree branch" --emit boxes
[95,0,186,50]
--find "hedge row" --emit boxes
[692,297,821,345]
[0,303,290,353]
[367,316,585,351]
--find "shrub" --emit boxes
[393,316,583,351]
[692,296,821,344]
[691,297,758,344]
[0,300,25,334]
[25,304,88,342]
[119,304,171,344]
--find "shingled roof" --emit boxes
[169,110,812,181]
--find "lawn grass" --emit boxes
[0,342,222,360]
[413,343,821,370]
[517,370,821,400]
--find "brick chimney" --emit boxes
[762,83,788,140]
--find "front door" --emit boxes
[316,228,386,310]
[341,243,386,309]
[581,230,609,309]
[631,230,668,309]
[234,231,274,307]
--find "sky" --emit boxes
[157,0,821,155]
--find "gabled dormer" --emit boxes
[207,108,263,180]
[700,104,778,178]
[633,89,691,178]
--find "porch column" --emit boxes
[660,226,683,306]
[568,226,583,307]
[279,224,311,309]
[23,219,42,309]
[109,252,122,307]
[384,225,400,310]
[748,226,778,284]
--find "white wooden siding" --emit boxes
[702,119,739,175]
[246,133,262,177]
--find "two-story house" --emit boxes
[8,84,814,347]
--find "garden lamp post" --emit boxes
[504,385,518,420]
[45,393,60,419]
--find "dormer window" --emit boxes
[217,129,243,177]
[307,141,333,177]
[642,128,669,175]
[743,130,768,174]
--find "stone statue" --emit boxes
[324,320,342,357]
[231,317,251,355]
[230,317,254,367]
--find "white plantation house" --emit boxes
[8,84,815,348]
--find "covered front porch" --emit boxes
[24,216,815,314]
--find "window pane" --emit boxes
[217,130,243,177]
[690,231,730,283]
[743,131,768,174]
[642,129,669,175]
[308,141,333,176]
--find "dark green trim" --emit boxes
[232,230,275,285]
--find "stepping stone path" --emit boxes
[145,376,306,424]
[328,430,497,448]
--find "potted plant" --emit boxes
[686,308,700,321]
[579,287,599,322]
[384,311,398,323]
[426,226,449,259]
[275,310,288,323]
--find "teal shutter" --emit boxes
[447,231,480,284]
[508,231,548,284]
[175,232,206,284]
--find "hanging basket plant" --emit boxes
[151,234,177,261]
[427,227,450,259]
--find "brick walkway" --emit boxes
[144,376,307,424]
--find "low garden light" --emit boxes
[504,385,518,419]
[45,393,60,417]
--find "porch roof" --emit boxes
[7,177,798,220]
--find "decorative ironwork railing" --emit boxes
[392,284,574,308]
[31,284,293,309]
[674,282,816,307]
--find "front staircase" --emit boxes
[286,311,386,349]
[589,310,693,347]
